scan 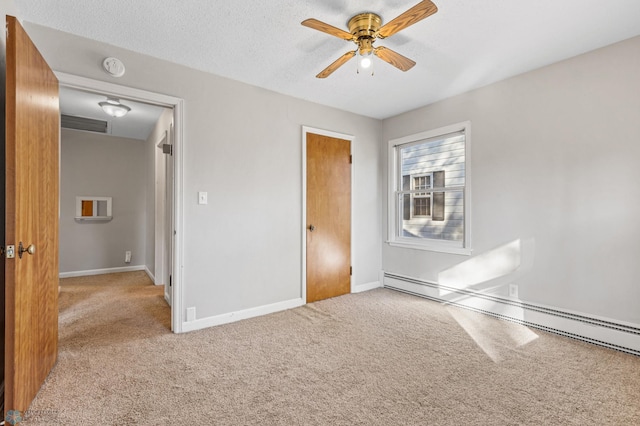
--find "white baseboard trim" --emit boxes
[352,281,381,293]
[181,297,305,333]
[144,266,157,283]
[383,272,640,356]
[59,265,146,278]
[164,292,171,307]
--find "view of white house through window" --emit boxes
[388,122,471,254]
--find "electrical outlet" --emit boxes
[125,251,132,263]
[508,283,519,298]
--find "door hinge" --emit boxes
[5,245,15,259]
[162,144,173,156]
[350,266,352,276]
[349,155,352,164]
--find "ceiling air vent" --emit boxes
[61,114,108,134]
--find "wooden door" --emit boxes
[4,16,59,416]
[306,132,351,303]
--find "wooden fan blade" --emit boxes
[378,0,438,39]
[374,46,416,71]
[316,51,357,78]
[302,18,354,41]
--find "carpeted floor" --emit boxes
[20,271,640,425]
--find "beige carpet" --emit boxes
[19,271,640,425]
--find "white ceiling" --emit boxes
[60,86,166,141]
[15,0,640,120]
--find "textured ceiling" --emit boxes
[14,0,640,119]
[60,87,166,141]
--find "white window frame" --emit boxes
[387,121,472,255]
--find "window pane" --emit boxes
[400,190,464,241]
[400,135,465,188]
[413,175,431,197]
[413,196,431,217]
[390,123,469,252]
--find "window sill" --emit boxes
[387,240,472,256]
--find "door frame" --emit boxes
[154,131,168,301]
[301,126,355,303]
[55,72,185,333]
[154,130,173,306]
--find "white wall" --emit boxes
[2,0,18,25]
[26,24,383,324]
[382,36,640,325]
[60,128,147,273]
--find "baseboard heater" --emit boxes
[383,272,640,356]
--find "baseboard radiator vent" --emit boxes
[383,272,640,357]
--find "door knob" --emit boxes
[308,224,316,232]
[18,242,35,259]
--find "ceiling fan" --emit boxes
[302,0,438,78]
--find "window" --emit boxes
[388,122,471,254]
[411,174,432,217]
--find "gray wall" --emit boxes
[60,128,147,273]
[2,0,18,24]
[28,24,383,322]
[382,35,640,325]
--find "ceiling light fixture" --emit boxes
[356,38,374,76]
[357,50,374,75]
[302,1,436,78]
[359,54,372,69]
[99,97,131,118]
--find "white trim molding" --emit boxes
[59,265,145,279]
[352,281,382,293]
[144,266,156,283]
[387,121,472,255]
[383,272,640,356]
[181,298,305,333]
[55,72,185,334]
[301,126,355,303]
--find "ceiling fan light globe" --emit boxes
[357,49,374,75]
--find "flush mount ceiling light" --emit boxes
[98,97,131,118]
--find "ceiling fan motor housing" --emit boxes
[348,13,382,54]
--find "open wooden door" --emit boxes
[3,16,59,417]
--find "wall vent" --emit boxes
[61,114,108,134]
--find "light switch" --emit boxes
[198,192,208,205]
